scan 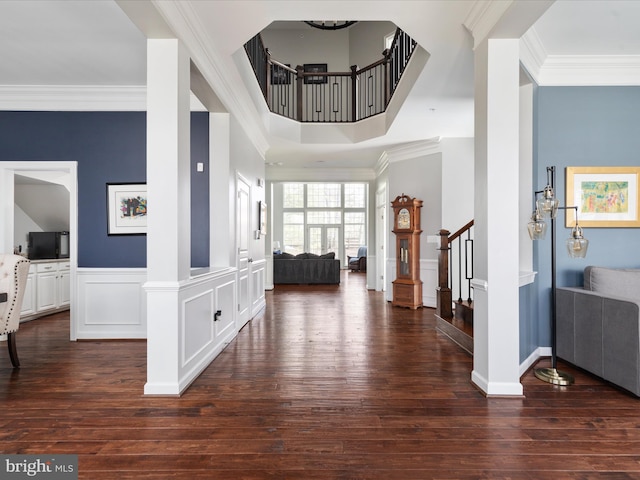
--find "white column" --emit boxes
[471,38,523,396]
[144,39,191,395]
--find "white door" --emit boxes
[307,225,340,256]
[237,174,251,329]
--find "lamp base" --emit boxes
[534,367,574,386]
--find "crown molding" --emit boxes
[519,27,547,83]
[0,85,146,111]
[537,55,640,86]
[0,85,208,111]
[384,137,442,164]
[463,0,513,50]
[522,26,640,86]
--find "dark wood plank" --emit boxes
[1,271,639,479]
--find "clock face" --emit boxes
[398,208,411,229]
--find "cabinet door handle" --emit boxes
[214,310,222,322]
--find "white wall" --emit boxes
[441,138,474,232]
[388,153,442,261]
[229,115,266,264]
[349,21,397,68]
[14,204,41,252]
[260,26,351,71]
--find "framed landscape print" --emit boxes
[107,183,147,235]
[566,166,640,228]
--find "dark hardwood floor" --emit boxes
[1,271,640,479]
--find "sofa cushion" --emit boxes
[274,252,294,260]
[320,252,335,259]
[585,266,640,301]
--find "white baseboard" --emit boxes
[520,346,552,377]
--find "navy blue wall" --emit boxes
[533,86,640,349]
[0,111,209,268]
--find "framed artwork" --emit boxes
[271,63,291,85]
[107,183,147,235]
[566,166,640,228]
[303,63,328,84]
[259,201,267,235]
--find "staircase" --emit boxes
[435,220,474,354]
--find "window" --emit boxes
[307,183,341,208]
[283,212,304,255]
[307,211,341,224]
[283,183,304,208]
[344,184,365,208]
[280,183,367,264]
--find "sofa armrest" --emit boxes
[557,287,640,395]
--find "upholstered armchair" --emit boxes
[348,246,367,272]
[0,254,30,367]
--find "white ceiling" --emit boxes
[1,1,639,171]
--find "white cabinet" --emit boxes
[36,263,58,312]
[57,262,71,307]
[20,266,36,316]
[21,260,70,321]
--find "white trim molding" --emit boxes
[521,28,640,86]
[384,137,442,164]
[0,85,208,111]
[470,277,488,292]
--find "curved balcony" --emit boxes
[244,27,418,125]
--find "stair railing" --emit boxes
[436,220,474,319]
[244,27,417,123]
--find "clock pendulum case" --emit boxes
[391,194,423,309]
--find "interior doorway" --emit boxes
[0,161,78,340]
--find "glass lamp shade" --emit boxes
[537,185,559,218]
[527,210,547,240]
[566,225,588,258]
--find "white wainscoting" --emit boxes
[250,259,267,316]
[420,259,437,308]
[177,269,237,393]
[385,258,437,308]
[76,268,147,339]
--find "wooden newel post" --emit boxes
[350,65,357,122]
[296,65,304,122]
[436,229,452,319]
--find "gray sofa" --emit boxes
[557,266,640,396]
[273,252,340,285]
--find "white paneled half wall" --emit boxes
[76,268,147,339]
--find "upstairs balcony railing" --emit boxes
[244,27,417,123]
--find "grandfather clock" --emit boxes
[391,194,423,309]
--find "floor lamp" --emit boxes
[528,166,589,386]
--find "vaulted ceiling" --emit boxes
[1,1,639,171]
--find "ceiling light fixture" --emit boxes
[304,20,357,30]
